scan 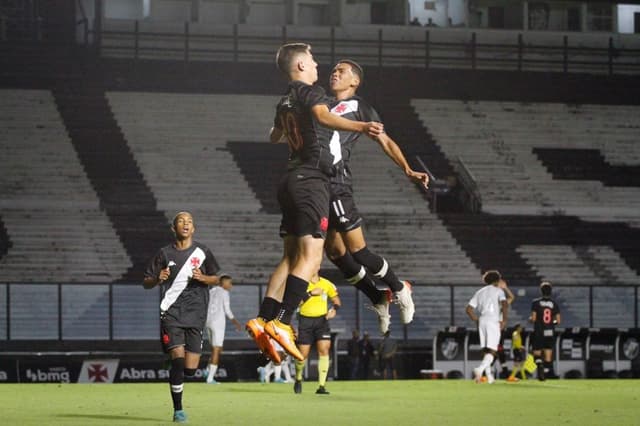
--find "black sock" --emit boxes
[258,297,281,321]
[355,275,386,304]
[330,252,361,276]
[331,253,383,304]
[277,274,308,324]
[535,357,545,379]
[170,357,185,411]
[352,247,403,292]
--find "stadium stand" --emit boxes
[411,98,640,289]
[534,148,640,188]
[1,12,639,356]
[106,91,481,285]
[53,84,173,282]
[106,91,283,283]
[373,93,458,201]
[0,284,5,340]
[0,215,11,259]
[0,89,131,282]
[411,99,640,219]
[517,244,640,285]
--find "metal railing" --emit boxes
[452,157,482,213]
[1,282,637,344]
[80,21,640,75]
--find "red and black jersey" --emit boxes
[531,297,560,336]
[273,81,337,176]
[144,241,220,329]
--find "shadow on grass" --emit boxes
[56,414,162,422]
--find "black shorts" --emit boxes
[297,315,331,345]
[278,168,330,238]
[329,183,363,233]
[531,332,555,351]
[513,348,525,362]
[161,321,204,354]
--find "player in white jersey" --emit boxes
[205,278,241,384]
[465,270,509,384]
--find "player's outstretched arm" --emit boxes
[312,104,384,136]
[375,132,429,189]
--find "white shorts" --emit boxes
[205,322,225,347]
[478,319,501,351]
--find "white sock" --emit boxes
[484,363,494,377]
[282,360,292,382]
[274,364,282,381]
[207,364,218,382]
[478,353,494,373]
[264,362,275,383]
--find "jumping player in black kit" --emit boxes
[245,43,384,362]
[143,211,230,423]
[529,281,561,381]
[324,59,429,334]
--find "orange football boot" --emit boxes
[264,319,304,361]
[245,318,281,364]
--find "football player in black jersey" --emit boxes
[143,211,230,423]
[246,43,384,363]
[529,281,561,380]
[324,59,429,334]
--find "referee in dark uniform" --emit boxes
[143,211,229,423]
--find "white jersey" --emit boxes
[206,286,234,326]
[468,285,506,322]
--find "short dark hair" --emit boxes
[540,281,552,296]
[172,211,192,228]
[336,58,364,83]
[482,270,501,285]
[276,43,311,74]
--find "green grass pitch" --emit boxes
[2,379,639,425]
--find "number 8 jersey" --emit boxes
[531,296,561,337]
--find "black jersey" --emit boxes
[144,241,220,328]
[531,297,560,337]
[273,80,340,176]
[329,95,381,185]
